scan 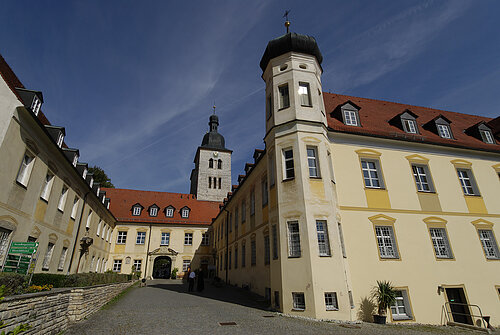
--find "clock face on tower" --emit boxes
[213,151,219,158]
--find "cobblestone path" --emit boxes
[65,279,487,335]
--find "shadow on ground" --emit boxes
[145,279,272,311]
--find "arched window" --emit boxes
[209,159,213,168]
[218,159,222,169]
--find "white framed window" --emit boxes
[40,172,54,201]
[390,290,412,320]
[149,207,158,217]
[132,206,142,216]
[95,258,101,272]
[283,149,295,180]
[57,247,67,271]
[42,242,54,270]
[100,224,106,239]
[165,207,174,217]
[251,239,256,266]
[429,228,453,258]
[343,110,358,126]
[57,186,68,212]
[250,190,255,216]
[437,124,452,139]
[412,165,434,192]
[307,147,319,178]
[264,235,270,265]
[325,292,338,311]
[375,226,399,259]
[456,169,479,196]
[292,292,305,310]
[16,151,35,187]
[261,177,268,206]
[136,231,146,244]
[316,220,331,256]
[480,130,494,144]
[70,197,79,219]
[272,224,278,260]
[298,82,311,106]
[287,221,301,258]
[181,208,189,218]
[278,84,290,109]
[106,228,111,242]
[86,210,92,229]
[90,256,95,271]
[184,233,193,245]
[31,96,41,115]
[113,260,122,272]
[361,160,384,188]
[201,233,209,246]
[97,220,102,236]
[182,260,191,272]
[161,232,170,246]
[478,229,500,259]
[72,154,78,167]
[56,132,64,148]
[117,231,127,244]
[133,259,142,271]
[403,119,417,134]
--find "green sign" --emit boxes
[3,254,32,275]
[9,242,38,255]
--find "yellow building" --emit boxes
[212,32,500,327]
[0,55,116,275]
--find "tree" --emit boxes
[88,166,115,188]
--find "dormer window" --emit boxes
[132,204,143,216]
[181,207,190,218]
[83,168,87,179]
[89,177,94,188]
[437,124,451,139]
[31,96,42,116]
[344,110,358,126]
[481,130,494,144]
[337,102,361,127]
[403,119,417,134]
[165,206,175,218]
[149,205,159,217]
[96,187,100,196]
[57,132,64,148]
[72,154,78,167]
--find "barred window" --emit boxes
[375,226,398,259]
[292,292,305,310]
[287,221,301,258]
[316,221,331,256]
[324,292,338,311]
[429,228,452,258]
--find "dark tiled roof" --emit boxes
[102,188,221,225]
[323,92,499,153]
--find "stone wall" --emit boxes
[0,281,134,335]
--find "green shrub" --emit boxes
[0,273,28,296]
[31,272,130,289]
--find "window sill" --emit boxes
[262,203,268,208]
[57,209,64,214]
[380,257,400,260]
[326,308,339,311]
[464,194,482,198]
[392,316,412,321]
[417,190,436,194]
[309,176,322,180]
[42,268,49,271]
[15,181,28,190]
[288,255,301,259]
[292,308,305,312]
[364,187,386,190]
[116,243,126,245]
[70,216,76,221]
[40,197,49,203]
[301,104,313,108]
[319,254,332,257]
[278,107,289,111]
[282,178,295,183]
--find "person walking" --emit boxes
[188,268,196,292]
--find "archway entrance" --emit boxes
[152,256,171,279]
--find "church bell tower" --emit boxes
[190,111,232,202]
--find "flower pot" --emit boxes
[373,314,387,324]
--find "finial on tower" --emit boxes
[283,10,291,34]
[213,102,216,115]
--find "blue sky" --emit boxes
[1,1,499,193]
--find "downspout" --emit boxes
[67,191,90,274]
[143,223,153,281]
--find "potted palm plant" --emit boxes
[371,280,396,324]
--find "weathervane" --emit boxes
[283,10,291,33]
[213,101,216,114]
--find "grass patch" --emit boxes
[101,282,138,310]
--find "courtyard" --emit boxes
[64,279,490,335]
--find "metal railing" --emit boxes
[442,302,489,329]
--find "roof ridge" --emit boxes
[323,92,493,121]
